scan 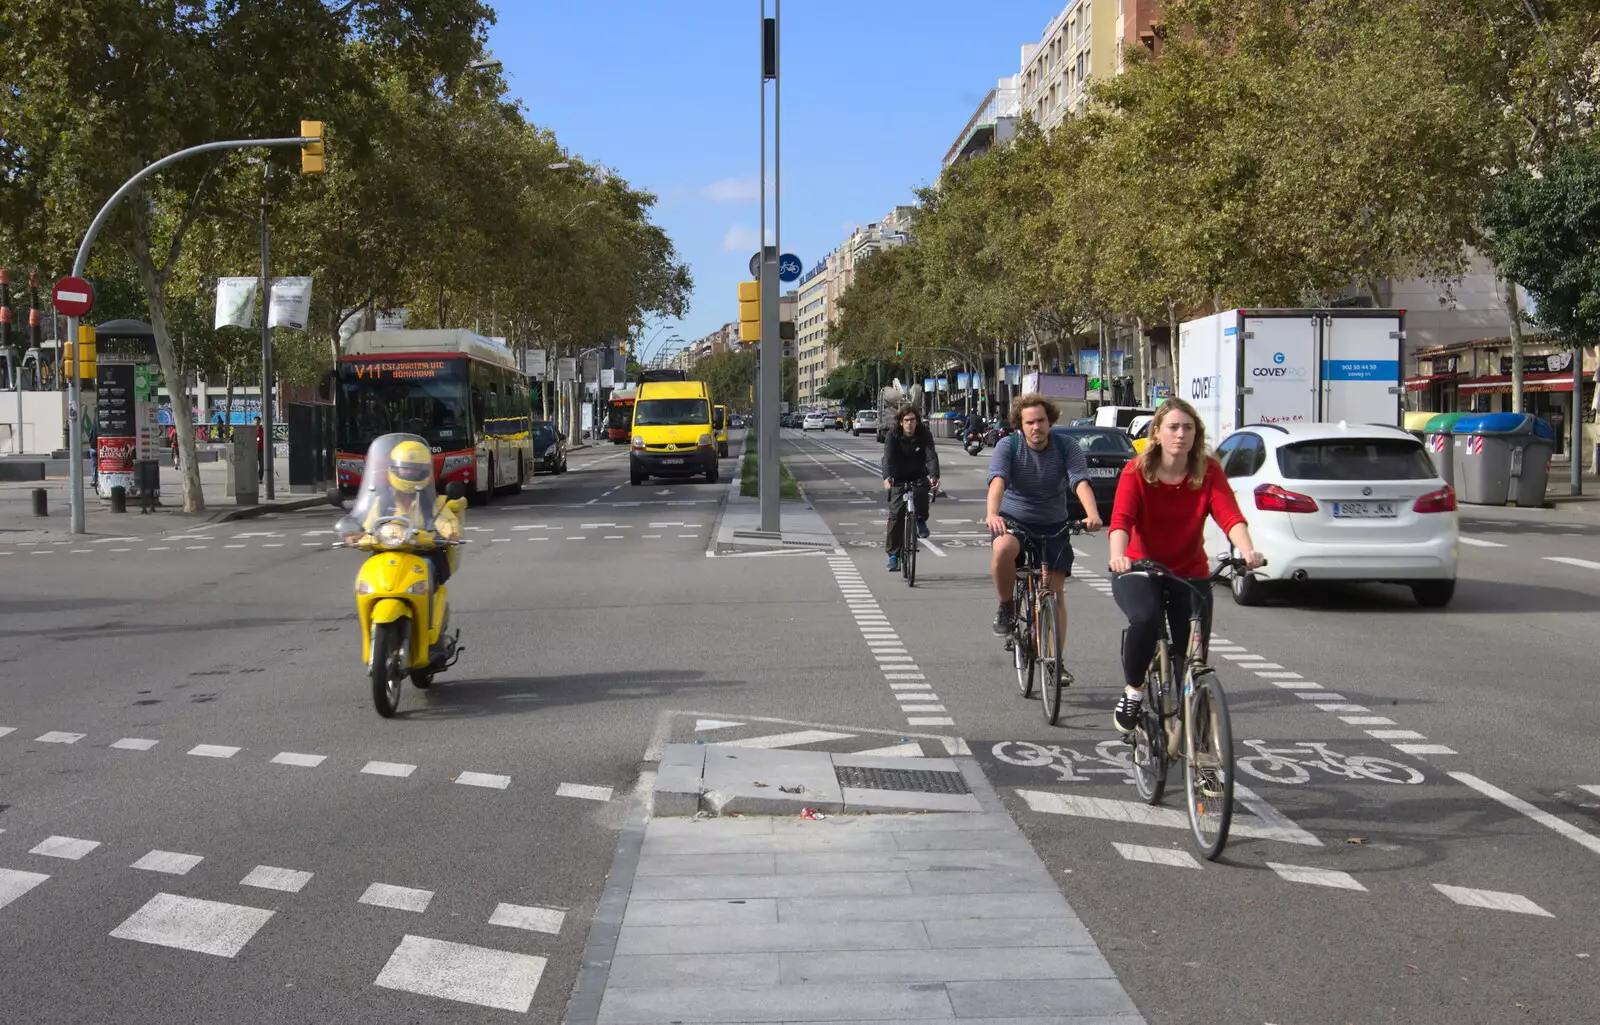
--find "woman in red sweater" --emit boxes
[1107,397,1263,734]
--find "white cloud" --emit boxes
[701,175,763,203]
[721,225,774,252]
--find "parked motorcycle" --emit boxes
[331,433,470,718]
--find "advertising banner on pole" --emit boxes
[267,277,314,330]
[215,277,258,329]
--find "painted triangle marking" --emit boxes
[694,718,745,732]
[853,742,925,758]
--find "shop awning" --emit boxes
[1403,373,1462,392]
[1457,370,1594,394]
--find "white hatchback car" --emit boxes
[1205,422,1460,607]
[802,411,830,432]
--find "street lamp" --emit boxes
[468,57,502,72]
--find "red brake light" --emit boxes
[1254,483,1318,513]
[1414,485,1457,513]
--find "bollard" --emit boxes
[31,488,47,516]
[110,485,127,513]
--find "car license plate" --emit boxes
[660,457,685,465]
[1332,501,1397,518]
[1089,467,1118,478]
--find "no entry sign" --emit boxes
[52,276,95,317]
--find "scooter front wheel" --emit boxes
[371,621,407,717]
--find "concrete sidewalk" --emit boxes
[0,454,323,543]
[566,746,1145,1025]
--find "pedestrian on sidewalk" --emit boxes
[254,416,264,483]
[168,424,179,469]
[881,404,940,572]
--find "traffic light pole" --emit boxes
[757,1,781,533]
[64,134,318,534]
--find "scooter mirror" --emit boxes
[334,515,363,536]
[444,481,467,501]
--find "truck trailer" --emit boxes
[1177,308,1405,442]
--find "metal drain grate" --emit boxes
[834,765,971,794]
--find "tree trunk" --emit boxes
[1504,278,1524,414]
[1167,301,1180,399]
[127,206,204,513]
[1135,315,1149,407]
[224,369,234,435]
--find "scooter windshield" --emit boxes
[345,432,440,537]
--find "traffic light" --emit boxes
[738,280,760,344]
[66,324,96,381]
[779,320,795,358]
[300,121,325,174]
[617,340,628,357]
[896,342,903,357]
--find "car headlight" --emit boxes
[698,433,713,447]
[631,435,645,449]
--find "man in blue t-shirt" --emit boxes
[986,393,1103,636]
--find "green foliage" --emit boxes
[739,446,800,500]
[0,0,690,513]
[691,349,796,412]
[817,362,880,412]
[1480,142,1600,340]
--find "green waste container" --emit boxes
[1452,413,1557,507]
[1423,412,1472,486]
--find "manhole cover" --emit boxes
[834,765,971,794]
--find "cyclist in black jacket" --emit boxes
[880,404,941,572]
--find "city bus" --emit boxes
[334,328,532,505]
[606,385,638,444]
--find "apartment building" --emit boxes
[1018,0,1120,130]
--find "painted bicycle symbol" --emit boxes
[990,740,1137,784]
[1236,740,1425,785]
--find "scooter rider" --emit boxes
[361,437,461,586]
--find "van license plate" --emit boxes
[660,457,685,465]
[1332,501,1397,518]
[1089,467,1118,478]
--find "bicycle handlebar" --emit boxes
[1112,554,1268,600]
[1002,518,1091,541]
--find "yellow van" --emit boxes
[713,404,730,458]
[630,380,719,485]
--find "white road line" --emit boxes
[1234,784,1323,847]
[1393,743,1457,756]
[900,704,947,713]
[1266,863,1366,891]
[373,934,547,1014]
[271,752,326,767]
[854,743,927,758]
[188,744,240,758]
[1433,884,1553,917]
[35,731,84,744]
[111,738,158,751]
[1450,772,1600,857]
[884,673,926,680]
[1458,537,1506,547]
[1299,692,1346,702]
[1545,556,1600,570]
[694,718,744,731]
[918,538,946,556]
[1581,785,1600,799]
[1366,729,1426,740]
[1112,842,1201,869]
[907,716,954,726]
[1270,680,1322,690]
[110,893,275,957]
[131,850,204,876]
[359,882,434,913]
[1255,671,1304,679]
[720,730,854,749]
[1316,704,1369,713]
[457,772,512,790]
[1340,716,1396,726]
[30,836,100,860]
[490,902,566,934]
[890,682,932,690]
[1222,653,1265,661]
[1018,789,1321,846]
[362,760,417,778]
[240,866,313,893]
[0,726,13,738]
[0,868,49,911]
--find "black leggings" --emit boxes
[1111,573,1212,690]
[885,480,929,555]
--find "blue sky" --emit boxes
[486,0,1064,362]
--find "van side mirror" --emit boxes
[445,481,467,501]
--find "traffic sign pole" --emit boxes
[63,133,319,533]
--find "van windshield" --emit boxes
[634,398,709,426]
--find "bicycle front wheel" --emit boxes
[1130,650,1167,804]
[1184,672,1235,861]
[902,514,917,586]
[1012,583,1035,699]
[1037,591,1064,725]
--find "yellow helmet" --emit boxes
[388,440,433,493]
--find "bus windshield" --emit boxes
[336,363,470,451]
[608,400,634,431]
[633,398,708,426]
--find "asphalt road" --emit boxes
[782,426,1600,1025]
[2,425,1597,1023]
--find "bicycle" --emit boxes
[1001,519,1090,725]
[889,479,938,586]
[1114,553,1268,861]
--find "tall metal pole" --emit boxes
[63,134,317,534]
[1573,347,1584,496]
[757,1,781,533]
[259,162,276,500]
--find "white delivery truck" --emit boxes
[1178,308,1404,441]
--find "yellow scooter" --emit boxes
[331,434,470,717]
